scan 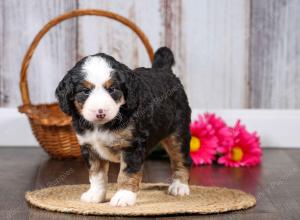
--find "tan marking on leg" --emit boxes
[81,146,109,203]
[161,134,189,184]
[87,146,109,177]
[117,154,143,192]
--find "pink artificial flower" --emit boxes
[189,115,219,165]
[218,121,262,167]
[203,113,234,152]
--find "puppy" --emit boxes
[55,47,191,207]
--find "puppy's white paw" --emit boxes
[110,189,137,207]
[80,189,106,203]
[168,179,190,196]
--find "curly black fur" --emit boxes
[80,144,92,168]
[152,46,175,69]
[55,47,191,174]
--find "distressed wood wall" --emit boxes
[0,0,299,109]
[250,0,300,108]
[0,0,77,106]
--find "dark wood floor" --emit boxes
[0,147,300,220]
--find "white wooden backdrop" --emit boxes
[0,0,299,109]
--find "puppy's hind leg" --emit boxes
[161,133,190,196]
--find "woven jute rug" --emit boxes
[25,183,256,216]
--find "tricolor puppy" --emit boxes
[55,47,191,207]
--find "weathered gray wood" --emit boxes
[250,0,300,108]
[0,0,77,107]
[184,0,250,108]
[1,0,300,109]
[78,0,251,109]
[77,0,188,89]
[77,0,163,70]
[159,0,187,88]
[0,0,8,106]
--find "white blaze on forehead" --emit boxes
[80,56,122,124]
[82,56,112,85]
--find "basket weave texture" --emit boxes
[18,9,154,159]
[25,183,256,216]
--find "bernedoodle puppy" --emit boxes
[55,47,191,207]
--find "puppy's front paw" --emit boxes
[110,189,137,207]
[81,188,106,203]
[168,179,190,196]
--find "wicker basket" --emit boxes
[18,9,154,159]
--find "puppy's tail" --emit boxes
[152,47,175,69]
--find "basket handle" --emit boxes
[20,9,154,105]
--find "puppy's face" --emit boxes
[74,57,124,124]
[56,54,133,125]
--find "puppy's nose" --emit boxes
[96,109,106,119]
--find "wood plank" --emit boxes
[0,147,47,220]
[0,1,8,106]
[184,0,250,108]
[250,0,300,108]
[77,0,162,69]
[1,148,300,219]
[0,0,77,107]
[254,149,300,219]
[159,0,187,88]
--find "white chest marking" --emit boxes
[77,130,121,162]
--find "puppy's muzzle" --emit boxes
[96,109,106,119]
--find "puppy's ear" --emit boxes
[55,71,75,115]
[115,67,138,111]
[123,71,139,111]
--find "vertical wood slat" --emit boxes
[77,0,162,69]
[0,0,8,106]
[250,0,300,108]
[184,0,250,108]
[0,0,77,107]
[159,0,187,88]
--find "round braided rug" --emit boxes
[25,183,256,216]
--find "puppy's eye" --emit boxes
[107,87,115,94]
[82,88,91,95]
